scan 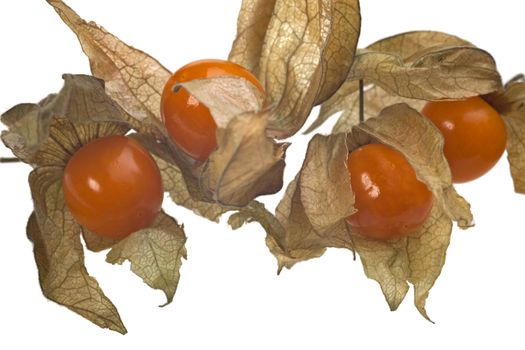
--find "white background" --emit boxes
[1,1,524,349]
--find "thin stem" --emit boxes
[359,79,364,123]
[0,157,21,163]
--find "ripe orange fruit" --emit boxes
[422,96,507,183]
[63,135,163,239]
[347,143,433,240]
[160,59,265,161]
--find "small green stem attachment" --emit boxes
[359,79,364,123]
[0,157,21,163]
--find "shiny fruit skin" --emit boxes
[160,59,265,161]
[347,143,433,241]
[422,96,507,183]
[63,135,163,239]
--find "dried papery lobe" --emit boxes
[485,79,525,194]
[230,0,361,138]
[309,31,502,133]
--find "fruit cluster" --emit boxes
[1,0,523,334]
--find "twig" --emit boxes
[359,79,364,123]
[0,157,21,164]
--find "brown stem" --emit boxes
[0,157,21,163]
[359,79,364,123]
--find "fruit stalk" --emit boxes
[359,79,364,123]
[0,157,20,163]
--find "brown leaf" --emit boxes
[485,79,525,193]
[201,112,287,207]
[332,85,427,133]
[309,31,501,132]
[82,227,120,252]
[176,76,286,206]
[47,0,170,134]
[349,47,501,100]
[130,134,230,222]
[230,134,354,271]
[230,0,361,138]
[228,0,278,73]
[176,76,266,128]
[1,75,130,167]
[352,203,452,319]
[106,211,187,306]
[28,167,126,334]
[354,103,473,228]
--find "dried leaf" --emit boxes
[353,203,452,319]
[332,85,427,133]
[354,103,473,228]
[130,134,229,222]
[350,47,501,100]
[28,167,126,334]
[485,80,525,193]
[502,111,525,193]
[82,227,119,252]
[230,134,354,271]
[107,211,187,306]
[230,0,361,137]
[201,112,287,207]
[176,76,286,206]
[176,76,266,128]
[1,75,130,167]
[228,0,278,73]
[47,0,170,134]
[309,31,501,132]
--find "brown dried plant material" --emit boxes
[47,0,170,135]
[232,104,471,317]
[229,0,361,137]
[28,169,126,334]
[2,75,188,333]
[485,77,525,194]
[230,133,355,272]
[48,0,287,209]
[107,211,187,306]
[307,31,502,133]
[1,75,131,167]
[201,112,287,206]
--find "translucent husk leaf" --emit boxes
[177,77,287,207]
[229,0,361,138]
[228,0,277,74]
[129,133,230,222]
[332,85,427,133]
[1,74,131,167]
[230,133,355,272]
[349,47,501,100]
[82,228,120,252]
[47,0,170,135]
[106,211,187,306]
[308,30,502,132]
[28,167,127,334]
[353,203,452,320]
[232,104,470,317]
[201,112,287,207]
[485,78,525,194]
